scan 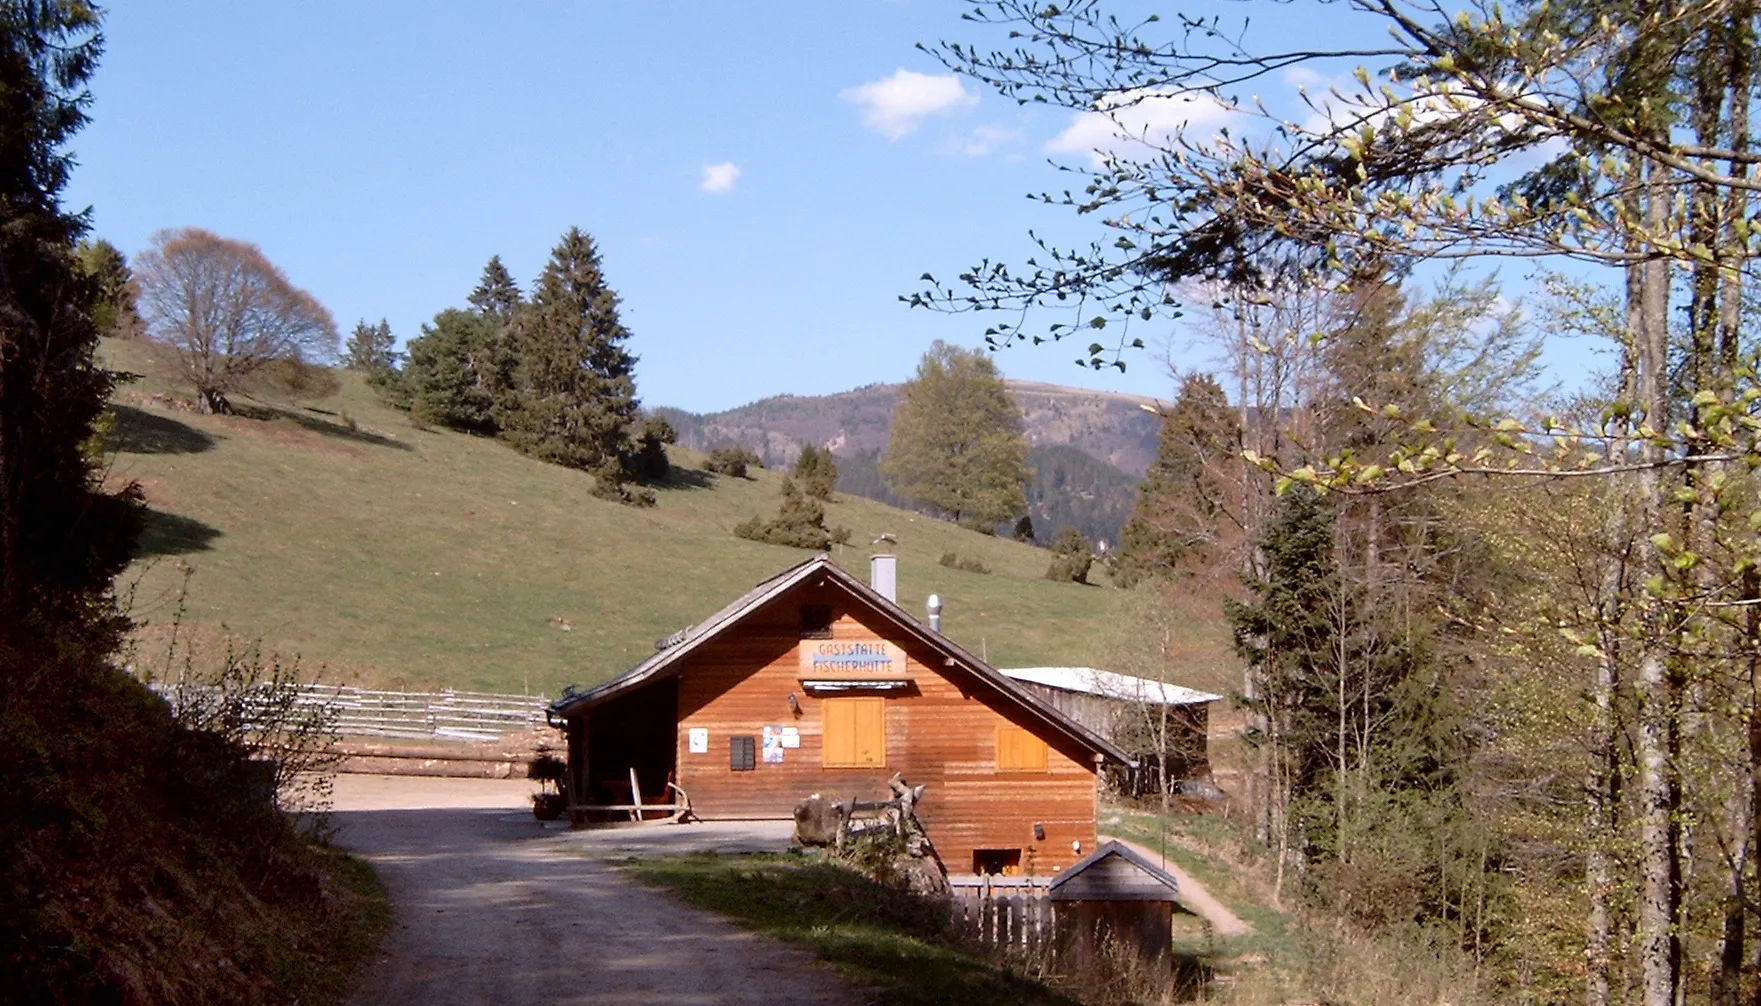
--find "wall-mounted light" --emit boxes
[1072,840,1082,854]
[1033,822,1046,841]
[787,692,801,716]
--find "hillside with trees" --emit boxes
[0,9,385,1001]
[98,337,1141,696]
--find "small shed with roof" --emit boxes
[548,554,1133,876]
[1049,839,1185,963]
[1001,666,1220,793]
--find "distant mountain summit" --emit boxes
[656,379,1159,545]
[657,379,1165,476]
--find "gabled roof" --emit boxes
[1048,840,1183,902]
[1001,666,1222,707]
[549,554,1132,766]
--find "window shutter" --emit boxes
[822,697,885,767]
[730,735,756,771]
[996,724,1048,772]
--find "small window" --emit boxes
[973,849,1023,876]
[800,604,834,639]
[996,725,1049,772]
[730,735,756,772]
[822,696,886,767]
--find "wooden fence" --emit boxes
[151,683,550,743]
[948,876,1056,953]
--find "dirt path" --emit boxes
[330,775,860,1005]
[1098,833,1253,937]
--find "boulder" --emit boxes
[793,793,842,846]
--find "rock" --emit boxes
[793,793,842,846]
[893,854,950,898]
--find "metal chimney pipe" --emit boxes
[870,554,897,603]
[927,594,943,633]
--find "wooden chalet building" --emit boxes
[548,554,1132,876]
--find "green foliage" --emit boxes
[1022,444,1137,547]
[74,237,141,339]
[0,1,140,643]
[631,415,676,482]
[1113,374,1239,589]
[466,254,522,321]
[703,443,761,478]
[345,317,407,407]
[792,443,838,500]
[404,307,503,435]
[734,478,851,550]
[881,341,1030,525]
[1012,514,1035,542]
[939,551,991,574]
[498,228,643,501]
[1044,527,1092,583]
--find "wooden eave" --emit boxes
[547,554,1134,767]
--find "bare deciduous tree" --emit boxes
[136,228,338,414]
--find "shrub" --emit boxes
[939,551,990,574]
[704,443,761,478]
[734,478,849,550]
[1045,527,1093,583]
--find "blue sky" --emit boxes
[65,2,1590,413]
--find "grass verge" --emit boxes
[626,853,1078,1006]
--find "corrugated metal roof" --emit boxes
[1000,666,1222,707]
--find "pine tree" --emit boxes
[467,255,522,321]
[404,309,500,434]
[792,444,837,500]
[344,318,397,372]
[73,238,140,339]
[500,228,643,499]
[632,415,676,482]
[1113,373,1240,588]
[881,341,1030,525]
[0,2,138,639]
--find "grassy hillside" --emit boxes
[101,341,1143,696]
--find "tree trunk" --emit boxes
[1634,157,1681,1006]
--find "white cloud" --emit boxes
[699,161,741,194]
[950,123,1024,157]
[1045,89,1241,166]
[842,69,978,140]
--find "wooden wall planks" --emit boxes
[671,582,1100,874]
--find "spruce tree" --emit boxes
[500,228,642,497]
[1113,373,1240,588]
[344,318,397,372]
[1045,527,1094,583]
[73,238,140,339]
[792,444,837,500]
[467,255,521,321]
[404,309,500,434]
[881,340,1030,525]
[0,2,140,641]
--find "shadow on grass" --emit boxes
[655,466,716,491]
[235,403,414,452]
[628,854,1082,1006]
[136,508,222,557]
[110,405,217,455]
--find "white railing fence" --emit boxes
[948,876,1056,952]
[150,683,550,743]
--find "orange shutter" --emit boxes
[996,724,1048,772]
[823,697,885,768]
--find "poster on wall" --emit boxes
[761,725,786,763]
[688,727,708,754]
[780,726,800,749]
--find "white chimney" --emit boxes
[870,554,897,603]
[927,594,943,633]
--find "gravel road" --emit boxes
[330,775,861,1005]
